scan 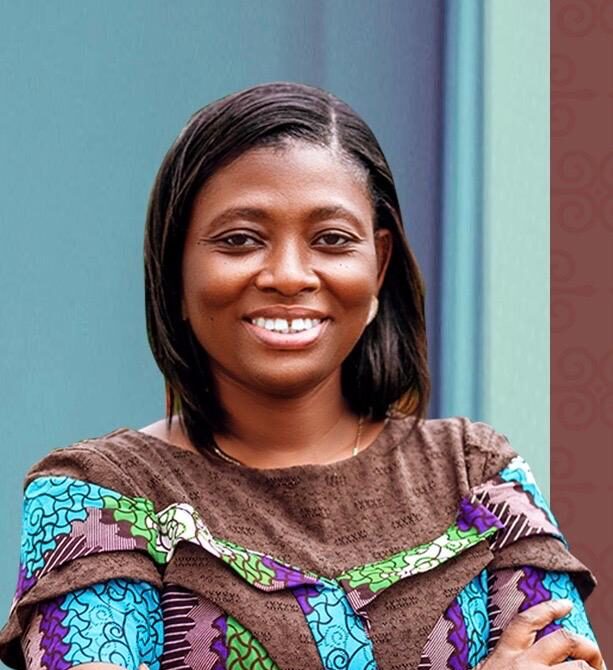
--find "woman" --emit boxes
[0,82,605,670]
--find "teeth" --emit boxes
[251,317,323,333]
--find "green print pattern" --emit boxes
[338,522,498,595]
[102,494,166,564]
[18,476,506,606]
[217,539,277,588]
[226,616,281,670]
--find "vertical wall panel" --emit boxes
[439,0,484,421]
[439,0,549,493]
[481,0,550,495]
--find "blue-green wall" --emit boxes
[481,0,550,494]
[439,0,549,493]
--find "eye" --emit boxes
[315,232,354,247]
[218,233,261,248]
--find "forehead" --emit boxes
[193,142,372,210]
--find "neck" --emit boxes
[208,368,362,468]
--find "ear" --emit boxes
[374,228,392,291]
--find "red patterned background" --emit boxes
[551,0,613,660]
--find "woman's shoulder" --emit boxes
[23,424,195,505]
[411,415,519,489]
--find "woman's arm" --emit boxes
[21,579,163,670]
[486,565,597,651]
[467,445,603,665]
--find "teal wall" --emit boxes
[481,0,550,495]
[439,0,549,494]
[439,0,485,420]
[0,0,444,644]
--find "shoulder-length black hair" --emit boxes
[144,81,430,453]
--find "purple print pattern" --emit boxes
[37,599,71,670]
[445,600,469,670]
[210,615,229,669]
[457,498,504,534]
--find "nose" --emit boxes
[254,238,320,296]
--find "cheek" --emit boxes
[182,256,250,312]
[321,257,379,307]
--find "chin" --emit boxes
[248,370,334,398]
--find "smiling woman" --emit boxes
[178,141,393,467]
[0,82,604,670]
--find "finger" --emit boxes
[551,662,599,670]
[527,628,604,669]
[497,599,574,651]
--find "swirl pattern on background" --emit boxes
[539,570,597,643]
[20,477,120,577]
[225,616,280,670]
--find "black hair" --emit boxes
[144,81,430,453]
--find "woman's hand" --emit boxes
[479,599,606,670]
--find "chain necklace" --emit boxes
[211,415,365,466]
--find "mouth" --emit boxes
[241,317,330,349]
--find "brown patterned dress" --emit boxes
[0,416,599,670]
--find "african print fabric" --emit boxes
[13,473,501,669]
[23,564,595,670]
[0,417,600,670]
[22,579,163,670]
[417,566,596,670]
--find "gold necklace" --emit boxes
[212,415,365,465]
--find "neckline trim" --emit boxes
[112,414,419,478]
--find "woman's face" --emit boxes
[181,141,392,398]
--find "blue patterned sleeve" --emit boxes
[536,569,598,641]
[483,456,598,647]
[467,447,602,666]
[21,578,164,670]
[487,565,597,651]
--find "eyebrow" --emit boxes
[204,205,368,232]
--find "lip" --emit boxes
[242,318,329,350]
[243,305,329,320]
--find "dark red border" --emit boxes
[551,0,612,659]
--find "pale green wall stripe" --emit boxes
[481,0,550,497]
[440,0,484,420]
